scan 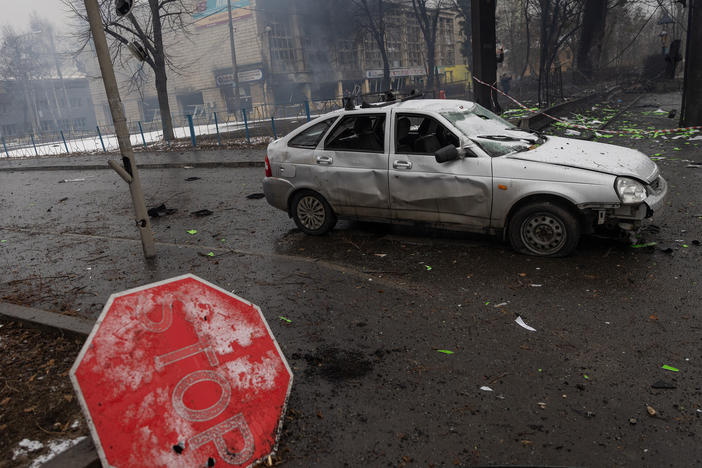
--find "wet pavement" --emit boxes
[1,92,701,467]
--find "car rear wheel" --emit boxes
[291,190,337,235]
[508,202,580,257]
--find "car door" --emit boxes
[311,111,391,218]
[389,111,493,229]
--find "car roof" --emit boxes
[391,99,477,113]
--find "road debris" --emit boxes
[436,349,454,354]
[186,229,198,235]
[184,176,201,181]
[651,380,676,389]
[147,203,177,218]
[279,316,292,323]
[515,316,536,332]
[480,386,493,392]
[646,405,657,416]
[191,209,214,217]
[662,364,679,372]
[247,193,266,199]
[632,242,657,248]
[58,178,86,183]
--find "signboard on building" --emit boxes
[70,274,293,467]
[365,67,426,79]
[193,0,251,28]
[215,68,264,87]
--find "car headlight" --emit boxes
[615,177,647,204]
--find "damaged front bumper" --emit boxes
[580,176,668,232]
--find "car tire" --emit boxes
[508,202,580,257]
[291,190,337,235]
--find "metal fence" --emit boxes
[0,98,348,158]
[0,85,494,158]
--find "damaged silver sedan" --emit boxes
[262,99,667,257]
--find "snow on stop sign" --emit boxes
[70,274,292,467]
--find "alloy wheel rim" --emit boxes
[297,196,325,230]
[521,213,566,255]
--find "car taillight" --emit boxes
[264,155,272,177]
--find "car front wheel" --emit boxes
[508,202,580,257]
[291,190,337,235]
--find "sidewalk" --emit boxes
[0,148,267,171]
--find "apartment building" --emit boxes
[86,0,465,126]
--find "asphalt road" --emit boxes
[1,111,701,465]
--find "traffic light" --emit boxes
[115,0,134,17]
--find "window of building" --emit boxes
[269,20,296,69]
[70,98,82,108]
[74,118,87,129]
[407,24,422,66]
[439,17,455,66]
[364,36,382,69]
[336,40,356,68]
[325,114,386,153]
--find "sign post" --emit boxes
[70,274,293,467]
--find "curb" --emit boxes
[0,302,93,336]
[0,161,264,173]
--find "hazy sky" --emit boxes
[0,0,75,32]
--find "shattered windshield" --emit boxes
[441,103,544,157]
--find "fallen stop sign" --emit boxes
[70,274,292,467]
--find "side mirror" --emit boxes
[434,145,459,163]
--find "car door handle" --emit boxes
[316,155,333,165]
[393,160,412,170]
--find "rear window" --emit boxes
[288,117,337,148]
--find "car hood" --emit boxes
[507,136,659,183]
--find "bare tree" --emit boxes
[353,0,396,91]
[0,26,52,134]
[64,0,195,141]
[575,0,608,80]
[534,0,583,105]
[411,0,450,92]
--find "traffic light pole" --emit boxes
[84,0,156,258]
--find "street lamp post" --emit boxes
[84,0,156,259]
[227,0,242,118]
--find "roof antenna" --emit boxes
[343,96,355,111]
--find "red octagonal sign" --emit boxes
[70,274,293,467]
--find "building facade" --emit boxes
[86,0,466,126]
[0,78,98,139]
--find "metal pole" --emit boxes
[304,100,311,122]
[242,108,250,143]
[1,137,9,157]
[271,116,277,139]
[31,134,38,156]
[97,126,106,152]
[84,0,155,258]
[138,121,147,148]
[60,130,69,153]
[214,111,222,145]
[187,115,197,146]
[680,0,701,126]
[227,0,242,119]
[471,0,498,112]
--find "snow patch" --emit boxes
[28,437,87,468]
